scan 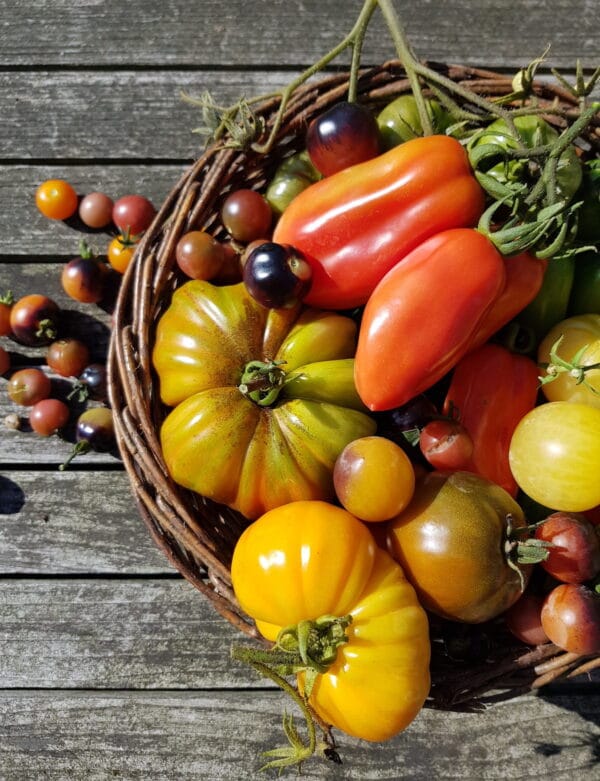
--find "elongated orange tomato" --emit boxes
[231,501,431,741]
[354,228,506,411]
[273,135,485,309]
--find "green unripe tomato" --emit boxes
[376,95,453,150]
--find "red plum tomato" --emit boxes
[333,435,416,522]
[306,101,380,176]
[541,583,600,654]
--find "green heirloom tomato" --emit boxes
[470,115,582,204]
[568,251,600,315]
[152,280,375,520]
[376,94,453,150]
[265,150,321,216]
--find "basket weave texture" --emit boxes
[108,60,600,710]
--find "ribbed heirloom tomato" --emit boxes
[231,500,431,741]
[153,281,375,519]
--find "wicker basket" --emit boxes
[108,60,600,711]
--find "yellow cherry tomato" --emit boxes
[231,500,431,742]
[107,234,138,274]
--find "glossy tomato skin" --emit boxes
[9,294,60,346]
[538,314,600,407]
[541,583,600,654]
[35,179,78,220]
[153,281,375,519]
[443,343,540,495]
[509,401,600,512]
[387,471,530,623]
[273,135,485,309]
[112,194,156,235]
[306,101,380,176]
[505,591,549,646]
[231,500,430,741]
[355,229,506,411]
[535,512,600,583]
[376,94,453,149]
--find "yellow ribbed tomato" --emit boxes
[231,500,431,742]
[152,281,375,519]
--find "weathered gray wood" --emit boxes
[0,471,171,573]
[0,579,251,688]
[0,689,597,780]
[0,0,598,68]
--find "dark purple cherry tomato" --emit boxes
[61,244,108,304]
[306,101,380,177]
[78,191,114,229]
[7,367,52,406]
[541,583,600,654]
[535,512,600,584]
[9,294,60,346]
[112,194,156,235]
[221,189,273,243]
[175,231,225,280]
[46,338,91,378]
[78,363,108,402]
[60,406,115,469]
[419,418,474,471]
[30,398,70,436]
[243,242,312,308]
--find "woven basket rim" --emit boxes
[107,59,600,708]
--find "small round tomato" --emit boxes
[35,179,78,220]
[61,251,108,304]
[333,436,416,522]
[60,406,115,470]
[9,294,60,346]
[535,512,600,583]
[0,291,14,336]
[387,471,530,623]
[221,189,273,243]
[0,346,10,376]
[242,242,312,309]
[7,368,52,406]
[107,234,138,274]
[541,583,600,655]
[505,591,549,646]
[418,418,473,470]
[307,101,380,176]
[377,95,452,150]
[112,194,156,235]
[29,398,70,436]
[78,191,114,229]
[175,231,225,280]
[509,401,600,512]
[46,338,91,378]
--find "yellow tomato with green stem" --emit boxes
[231,500,431,745]
[153,281,376,519]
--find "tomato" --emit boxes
[272,134,485,309]
[505,591,549,646]
[231,500,430,741]
[265,151,320,217]
[46,338,91,378]
[0,346,9,376]
[386,471,531,623]
[153,281,376,519]
[538,314,600,407]
[443,343,540,495]
[306,101,380,176]
[78,191,114,229]
[418,418,473,471]
[112,194,156,235]
[221,189,273,243]
[7,368,52,406]
[541,583,600,655]
[469,115,582,205]
[175,231,225,280]
[9,294,60,346]
[0,291,14,336]
[354,229,506,411]
[534,512,600,584]
[29,398,70,437]
[61,244,108,304]
[376,94,452,149]
[509,401,600,512]
[107,234,138,274]
[242,242,312,308]
[516,257,575,345]
[35,179,78,220]
[333,436,415,522]
[568,250,600,315]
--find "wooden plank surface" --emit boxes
[1,0,599,778]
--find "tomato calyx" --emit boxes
[231,614,352,771]
[504,513,553,589]
[238,359,287,406]
[0,290,14,306]
[539,334,600,396]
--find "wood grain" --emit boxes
[0,689,597,780]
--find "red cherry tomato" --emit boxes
[30,398,70,436]
[35,179,78,220]
[175,231,225,280]
[0,346,10,376]
[535,512,600,584]
[7,368,52,406]
[221,189,273,242]
[0,292,14,336]
[46,338,91,378]
[541,583,600,655]
[418,418,473,470]
[112,195,156,235]
[504,591,549,646]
